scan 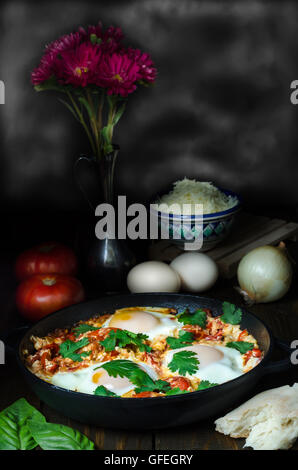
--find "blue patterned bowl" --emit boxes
[150,189,241,251]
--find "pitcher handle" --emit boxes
[73,154,96,212]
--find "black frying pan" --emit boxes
[7,293,293,430]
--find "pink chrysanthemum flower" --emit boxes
[127,48,157,83]
[79,22,123,53]
[45,31,83,56]
[54,42,102,87]
[96,53,140,97]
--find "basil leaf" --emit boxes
[28,420,94,450]
[0,398,45,450]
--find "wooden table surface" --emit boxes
[0,248,298,451]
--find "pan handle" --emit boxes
[0,326,30,356]
[262,338,294,375]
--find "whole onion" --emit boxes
[237,243,293,304]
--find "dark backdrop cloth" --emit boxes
[1,0,298,247]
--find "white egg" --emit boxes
[170,252,218,292]
[50,361,158,396]
[103,309,181,340]
[163,344,243,384]
[127,261,181,293]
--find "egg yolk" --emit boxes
[92,368,133,390]
[109,310,160,333]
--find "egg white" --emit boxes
[49,361,158,396]
[102,309,180,341]
[163,344,244,384]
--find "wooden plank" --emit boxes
[209,217,287,261]
[218,222,298,278]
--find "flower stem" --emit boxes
[66,91,97,156]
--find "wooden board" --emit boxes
[148,213,298,278]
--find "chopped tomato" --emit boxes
[252,348,262,357]
[182,324,204,340]
[134,391,154,398]
[97,327,118,341]
[166,376,190,391]
[238,329,248,341]
[142,352,158,367]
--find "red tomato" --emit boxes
[16,274,85,322]
[15,242,78,280]
[166,376,190,391]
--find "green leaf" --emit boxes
[28,421,94,450]
[226,341,254,354]
[34,76,71,93]
[100,360,155,388]
[94,386,117,397]
[113,101,126,125]
[90,33,97,45]
[134,379,171,394]
[100,330,117,352]
[221,302,242,325]
[197,380,218,390]
[100,125,113,155]
[178,309,207,328]
[168,351,199,376]
[0,398,45,450]
[100,329,151,353]
[166,330,194,349]
[59,338,91,362]
[165,388,189,396]
[73,324,101,337]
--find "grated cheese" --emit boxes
[156,178,239,215]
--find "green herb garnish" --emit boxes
[100,329,151,353]
[73,324,101,337]
[168,351,199,376]
[134,379,171,395]
[94,386,117,397]
[221,302,242,325]
[197,380,218,390]
[226,341,254,354]
[59,338,91,362]
[99,360,155,388]
[178,309,207,328]
[165,388,189,396]
[166,330,194,349]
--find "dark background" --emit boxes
[1,0,298,251]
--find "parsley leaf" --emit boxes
[165,388,189,396]
[73,324,101,337]
[178,309,207,328]
[197,380,218,390]
[226,341,254,354]
[166,330,194,349]
[221,302,242,325]
[100,329,151,353]
[100,360,155,388]
[94,386,117,397]
[134,380,171,394]
[59,338,91,362]
[168,351,199,376]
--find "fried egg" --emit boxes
[163,344,244,384]
[102,307,180,340]
[49,361,158,396]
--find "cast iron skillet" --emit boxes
[9,293,292,430]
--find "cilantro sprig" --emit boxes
[166,330,194,349]
[73,324,101,337]
[100,329,151,353]
[197,380,218,390]
[134,380,171,395]
[165,388,189,396]
[168,351,199,376]
[226,341,254,354]
[178,309,207,328]
[59,338,91,362]
[99,360,155,388]
[221,302,242,325]
[94,386,117,397]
